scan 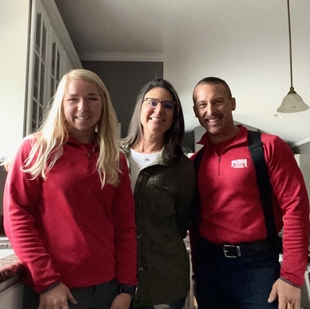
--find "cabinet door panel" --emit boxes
[0,281,23,309]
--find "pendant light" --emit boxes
[277,0,309,113]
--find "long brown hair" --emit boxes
[122,79,185,162]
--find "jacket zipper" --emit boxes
[217,156,221,176]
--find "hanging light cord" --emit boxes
[287,0,293,89]
[277,0,309,112]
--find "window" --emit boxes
[31,12,48,132]
[26,0,67,134]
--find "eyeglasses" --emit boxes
[144,98,175,110]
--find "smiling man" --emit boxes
[190,76,309,309]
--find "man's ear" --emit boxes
[231,97,236,111]
[193,105,198,118]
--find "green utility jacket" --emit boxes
[121,145,196,307]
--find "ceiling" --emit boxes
[54,0,310,146]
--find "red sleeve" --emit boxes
[112,153,137,285]
[3,139,61,292]
[264,135,309,286]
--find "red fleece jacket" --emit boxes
[191,125,309,286]
[3,136,137,293]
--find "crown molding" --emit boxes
[41,0,82,69]
[79,52,164,62]
[291,136,310,148]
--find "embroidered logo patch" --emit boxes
[231,159,248,168]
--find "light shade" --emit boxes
[277,87,309,113]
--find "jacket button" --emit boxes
[138,267,144,271]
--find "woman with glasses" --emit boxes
[120,79,196,309]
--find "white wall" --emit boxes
[0,0,30,159]
[162,0,310,145]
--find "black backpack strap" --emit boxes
[193,146,205,177]
[191,134,280,252]
[191,147,205,222]
[190,147,206,262]
[247,131,280,249]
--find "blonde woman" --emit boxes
[3,69,137,309]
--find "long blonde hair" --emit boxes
[21,69,121,187]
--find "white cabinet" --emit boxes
[0,0,30,161]
[25,0,82,135]
[294,154,310,198]
[0,0,82,159]
[301,269,310,309]
[0,0,82,220]
[0,276,23,309]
